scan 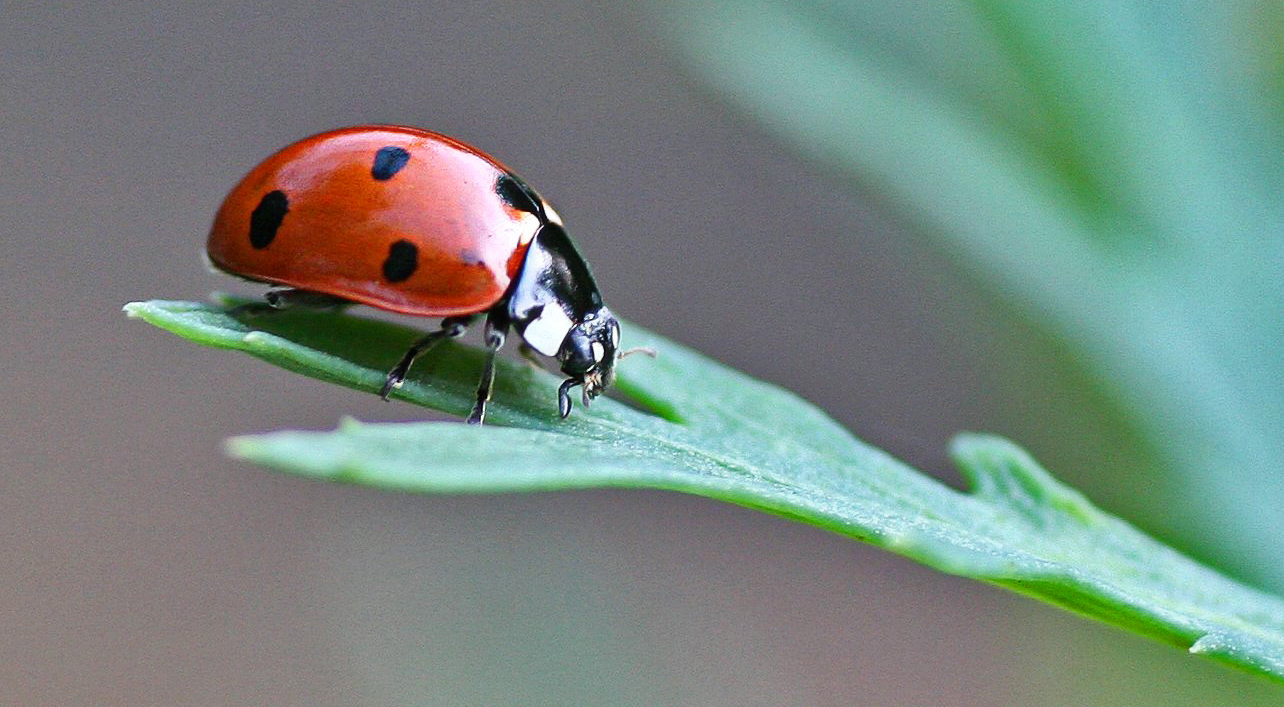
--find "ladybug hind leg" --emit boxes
[380,315,475,400]
[228,287,350,317]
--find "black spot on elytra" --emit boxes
[496,173,542,216]
[382,239,418,282]
[372,146,411,180]
[249,190,288,249]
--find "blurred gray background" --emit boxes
[2,1,1278,704]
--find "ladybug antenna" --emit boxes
[558,378,581,419]
[618,346,657,360]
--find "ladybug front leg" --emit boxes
[467,314,509,425]
[380,315,474,400]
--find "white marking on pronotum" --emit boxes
[523,304,574,357]
[591,342,605,362]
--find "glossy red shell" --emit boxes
[207,126,540,316]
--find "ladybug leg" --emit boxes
[379,315,474,400]
[228,288,349,317]
[265,288,350,309]
[557,378,581,419]
[467,315,510,425]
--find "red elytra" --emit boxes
[207,125,541,316]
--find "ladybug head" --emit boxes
[556,307,621,418]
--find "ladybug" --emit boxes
[207,125,645,424]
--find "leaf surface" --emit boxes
[125,299,1284,681]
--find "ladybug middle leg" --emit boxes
[467,313,510,425]
[380,315,475,400]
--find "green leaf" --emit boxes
[125,299,1284,681]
